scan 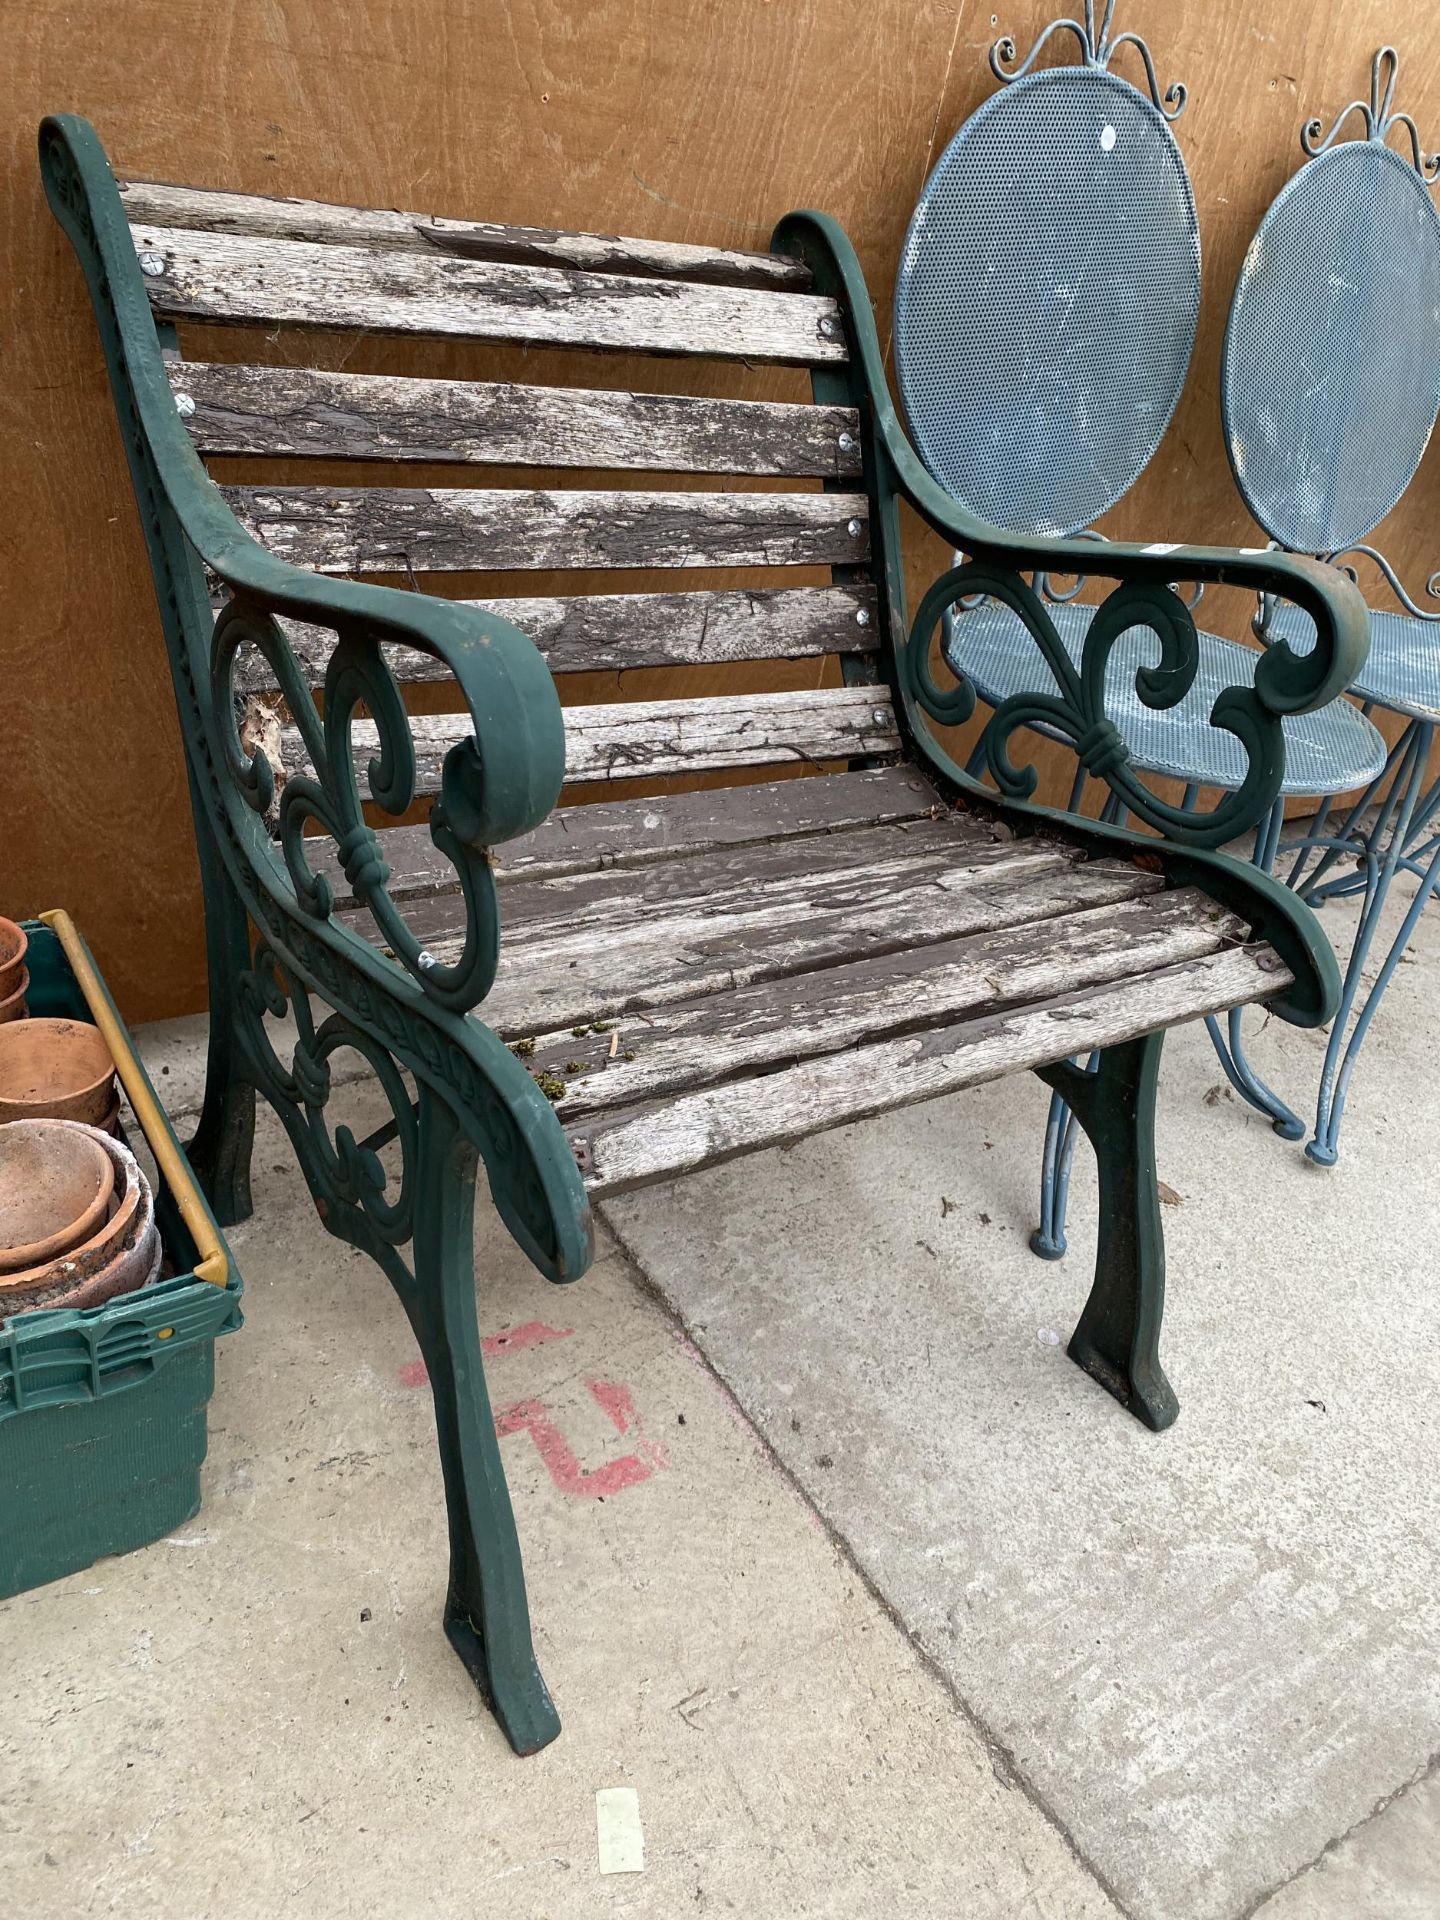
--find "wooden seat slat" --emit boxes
[170,363,862,476]
[226,484,869,574]
[120,178,813,290]
[534,888,1243,1120]
[314,765,940,904]
[568,945,1285,1196]
[131,225,844,362]
[355,824,1162,1040]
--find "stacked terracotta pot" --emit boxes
[0,917,161,1316]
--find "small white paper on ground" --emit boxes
[596,1786,644,1875]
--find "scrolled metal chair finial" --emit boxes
[990,1,1186,121]
[1301,46,1440,182]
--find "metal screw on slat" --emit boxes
[847,519,862,537]
[138,252,166,276]
[872,709,888,726]
[837,432,857,452]
[855,608,871,626]
[173,393,196,417]
[819,315,840,337]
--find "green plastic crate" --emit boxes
[0,918,242,1598]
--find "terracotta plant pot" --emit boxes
[0,1016,116,1126]
[0,971,28,1025]
[0,1120,116,1273]
[0,1124,160,1317]
[0,920,26,1002]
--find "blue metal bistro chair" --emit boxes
[893,4,1390,1253]
[1224,48,1440,1166]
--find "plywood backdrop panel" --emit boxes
[3,0,1437,1017]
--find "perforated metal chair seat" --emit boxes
[944,600,1388,796]
[1265,601,1440,728]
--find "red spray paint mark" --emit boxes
[483,1320,573,1360]
[398,1320,574,1389]
[493,1379,667,1499]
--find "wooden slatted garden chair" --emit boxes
[42,112,1369,1753]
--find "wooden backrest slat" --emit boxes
[131,226,845,364]
[145,175,881,756]
[223,485,870,574]
[169,363,862,477]
[277,687,901,793]
[120,178,812,290]
[232,585,878,691]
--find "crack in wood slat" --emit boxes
[131,225,843,363]
[170,363,861,476]
[121,179,813,290]
[225,485,870,574]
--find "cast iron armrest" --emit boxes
[772,210,1372,859]
[41,112,566,1018]
[42,112,592,1285]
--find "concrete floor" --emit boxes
[3,889,1436,1917]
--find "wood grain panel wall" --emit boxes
[4,0,1438,1018]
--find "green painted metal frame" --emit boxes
[43,113,1369,1748]
[776,209,1368,1431]
[42,114,586,1757]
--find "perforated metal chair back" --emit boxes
[894,25,1198,537]
[1222,53,1440,556]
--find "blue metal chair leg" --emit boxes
[1200,798,1307,1137]
[1031,1087,1086,1258]
[1305,720,1436,1166]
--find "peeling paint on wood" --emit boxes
[120,178,814,290]
[280,685,900,791]
[130,224,845,363]
[569,946,1286,1193]
[171,362,861,475]
[231,585,879,690]
[526,889,1251,1116]
[225,484,870,574]
[314,766,940,903]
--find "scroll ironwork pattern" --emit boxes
[990,1,1186,121]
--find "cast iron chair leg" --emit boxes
[1037,1031,1178,1432]
[405,1088,561,1756]
[186,843,256,1226]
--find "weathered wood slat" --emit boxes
[413,838,1164,1040]
[233,585,878,692]
[171,363,861,476]
[568,946,1284,1194]
[532,889,1245,1117]
[481,811,1000,941]
[226,485,870,574]
[131,226,844,363]
[317,765,941,904]
[281,686,899,792]
[121,179,813,290]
